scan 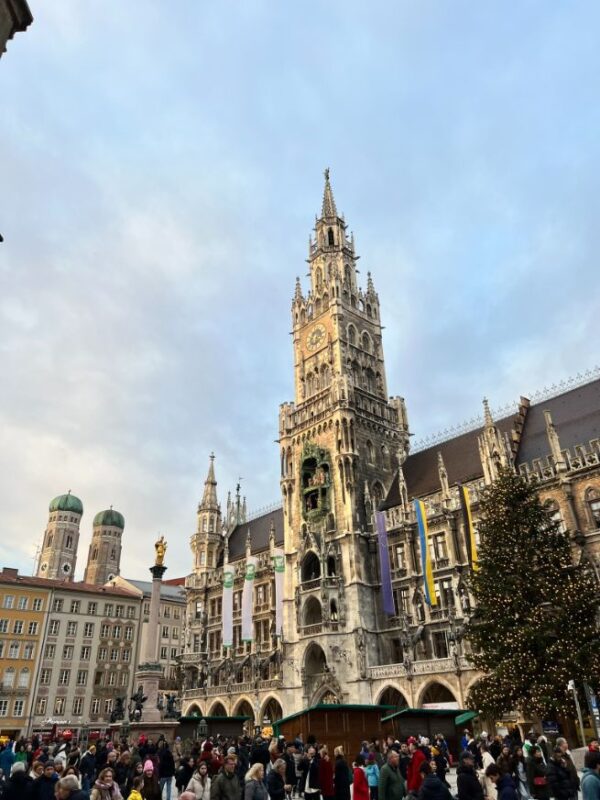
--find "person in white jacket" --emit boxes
[480,744,498,800]
[187,760,212,800]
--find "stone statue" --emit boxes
[110,696,125,723]
[129,685,147,720]
[165,693,179,719]
[155,536,167,566]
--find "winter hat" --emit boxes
[227,747,236,755]
[45,759,55,768]
[143,760,154,773]
[367,754,376,762]
[11,762,25,775]
[203,742,214,752]
[406,737,417,745]
[460,751,474,762]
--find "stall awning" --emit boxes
[381,707,475,724]
[455,711,478,726]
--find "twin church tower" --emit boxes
[35,492,124,585]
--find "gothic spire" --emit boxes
[200,452,219,511]
[321,167,338,218]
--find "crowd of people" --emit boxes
[0,727,597,800]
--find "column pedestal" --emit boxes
[134,563,167,724]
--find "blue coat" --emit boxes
[0,746,15,775]
[582,768,600,800]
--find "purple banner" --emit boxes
[375,510,396,616]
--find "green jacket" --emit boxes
[379,763,406,800]
[211,770,242,800]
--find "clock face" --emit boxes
[306,324,326,352]
[40,562,48,572]
[62,563,71,574]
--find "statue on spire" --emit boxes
[321,167,338,218]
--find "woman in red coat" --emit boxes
[353,754,370,800]
[319,746,335,800]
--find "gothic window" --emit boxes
[315,297,322,315]
[344,264,351,283]
[366,440,375,464]
[586,487,600,528]
[65,535,73,549]
[432,631,449,658]
[322,291,329,308]
[47,534,53,548]
[366,303,372,317]
[202,518,207,532]
[429,532,448,564]
[544,499,566,533]
[330,599,338,621]
[376,372,384,393]
[110,547,116,560]
[328,228,335,247]
[361,331,372,353]
[321,364,331,388]
[315,267,323,290]
[347,324,356,346]
[301,552,321,583]
[365,368,375,393]
[92,548,98,560]
[327,555,336,576]
[372,482,384,509]
[351,361,360,386]
[302,596,323,626]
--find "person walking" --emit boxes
[140,760,161,800]
[210,755,242,800]
[366,753,381,800]
[333,747,351,800]
[546,748,574,800]
[379,749,406,800]
[305,747,321,800]
[406,740,427,797]
[31,760,59,800]
[319,747,335,800]
[55,775,89,800]
[187,761,212,800]
[353,755,370,800]
[526,747,549,800]
[484,765,518,800]
[417,762,452,800]
[581,751,600,800]
[267,758,291,800]
[2,761,33,799]
[90,767,123,800]
[158,742,176,800]
[555,739,579,800]
[244,763,269,800]
[457,751,483,800]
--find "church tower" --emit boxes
[36,492,83,581]
[279,172,410,708]
[83,508,124,585]
[191,454,223,573]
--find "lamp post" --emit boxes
[196,717,208,742]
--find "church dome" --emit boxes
[49,492,83,515]
[93,508,125,529]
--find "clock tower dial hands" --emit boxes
[306,324,326,352]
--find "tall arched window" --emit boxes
[361,331,372,353]
[586,487,600,528]
[347,325,356,346]
[321,364,331,388]
[366,440,375,463]
[2,668,15,688]
[18,668,29,689]
[315,267,323,290]
[328,228,335,246]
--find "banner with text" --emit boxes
[222,563,235,648]
[273,548,285,637]
[241,556,258,642]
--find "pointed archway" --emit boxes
[377,686,408,709]
[261,696,283,723]
[419,681,458,708]
[208,701,227,716]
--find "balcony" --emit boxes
[368,655,472,680]
[301,623,322,635]
[301,578,321,592]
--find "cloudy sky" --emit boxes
[1,1,599,580]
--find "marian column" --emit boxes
[133,536,168,724]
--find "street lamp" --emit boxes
[196,717,208,741]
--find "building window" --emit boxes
[110,649,119,662]
[144,603,150,616]
[173,608,180,619]
[91,697,100,715]
[124,627,133,641]
[435,578,453,609]
[127,606,135,619]
[35,697,47,715]
[0,619,7,633]
[0,700,7,717]
[13,699,24,717]
[83,623,94,638]
[115,605,124,618]
[52,599,63,613]
[170,647,178,659]
[3,595,14,609]
[62,646,73,660]
[586,488,600,528]
[23,643,34,659]
[28,621,38,635]
[172,627,179,640]
[54,697,66,715]
[120,671,129,686]
[33,598,43,611]
[87,602,97,615]
[430,532,448,564]
[193,634,200,653]
[73,697,83,715]
[163,605,171,618]
[122,648,130,662]
[432,631,449,658]
[107,672,116,686]
[113,625,121,638]
[160,646,168,659]
[70,600,80,614]
[76,670,87,686]
[162,626,169,639]
[40,669,52,685]
[18,668,29,689]
[98,648,107,661]
[94,671,103,686]
[44,644,55,659]
[8,642,19,659]
[104,604,114,617]
[58,669,71,685]
[12,620,23,634]
[49,620,60,636]
[18,596,28,610]
[66,535,73,549]
[2,668,15,688]
[104,698,113,713]
[194,601,202,619]
[80,646,91,660]
[100,624,110,638]
[67,621,77,636]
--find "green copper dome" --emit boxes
[49,492,83,515]
[93,508,125,529]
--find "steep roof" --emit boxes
[123,578,186,602]
[516,378,600,465]
[227,507,284,560]
[0,569,138,597]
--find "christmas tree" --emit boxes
[464,468,599,719]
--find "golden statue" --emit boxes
[154,535,167,566]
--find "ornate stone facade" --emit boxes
[180,175,600,725]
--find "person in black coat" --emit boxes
[457,752,483,800]
[283,743,297,789]
[2,763,34,800]
[268,758,290,800]
[546,750,574,800]
[484,765,518,800]
[418,762,453,800]
[333,750,351,800]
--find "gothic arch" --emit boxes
[301,551,321,582]
[302,596,323,626]
[361,331,372,353]
[261,695,283,723]
[304,641,327,677]
[233,697,255,721]
[372,481,385,509]
[585,486,600,528]
[417,679,458,708]
[376,685,409,709]
[208,700,228,716]
[183,702,203,717]
[347,324,357,346]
